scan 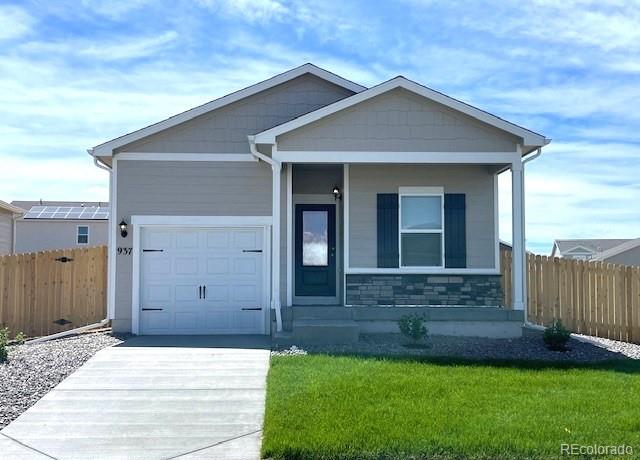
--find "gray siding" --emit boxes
[0,211,13,255]
[114,160,273,331]
[278,88,519,152]
[116,74,355,154]
[349,164,496,268]
[14,220,108,254]
[603,246,640,266]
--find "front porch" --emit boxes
[273,306,525,345]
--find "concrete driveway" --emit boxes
[0,336,271,460]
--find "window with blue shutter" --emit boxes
[377,194,399,268]
[444,194,466,268]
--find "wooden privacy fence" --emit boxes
[501,249,640,343]
[0,246,107,338]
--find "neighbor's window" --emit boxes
[77,226,89,245]
[400,192,443,267]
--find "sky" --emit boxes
[1,0,639,255]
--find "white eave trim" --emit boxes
[272,150,521,164]
[115,152,257,162]
[90,63,366,157]
[254,77,549,147]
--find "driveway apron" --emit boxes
[0,336,271,460]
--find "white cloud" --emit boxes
[196,0,288,23]
[0,154,109,202]
[0,5,35,41]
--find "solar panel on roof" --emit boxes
[23,206,110,220]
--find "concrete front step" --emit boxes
[292,319,360,344]
[292,306,353,320]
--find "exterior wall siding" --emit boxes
[346,274,503,306]
[278,88,519,152]
[114,159,273,332]
[0,212,13,255]
[116,74,355,154]
[603,246,640,266]
[349,164,496,269]
[14,220,108,254]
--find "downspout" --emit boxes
[248,136,283,333]
[520,147,543,331]
[11,213,19,254]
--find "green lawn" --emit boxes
[262,355,640,460]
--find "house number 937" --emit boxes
[117,247,132,255]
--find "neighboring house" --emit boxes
[88,63,549,340]
[592,238,640,266]
[551,239,632,261]
[0,200,25,255]
[11,201,109,253]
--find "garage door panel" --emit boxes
[144,284,171,303]
[233,230,259,249]
[174,284,200,302]
[234,257,257,274]
[176,231,199,248]
[140,226,266,335]
[206,257,229,274]
[206,230,229,248]
[175,257,199,275]
[175,312,199,330]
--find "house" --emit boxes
[11,201,109,253]
[0,200,25,255]
[551,239,632,261]
[592,238,640,266]
[88,63,549,340]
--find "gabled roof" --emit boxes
[0,200,24,214]
[553,239,632,255]
[89,64,366,157]
[253,76,550,152]
[592,238,640,261]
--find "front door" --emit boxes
[295,204,336,297]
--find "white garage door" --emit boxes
[139,227,266,335]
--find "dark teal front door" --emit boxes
[295,204,336,297]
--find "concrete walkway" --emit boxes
[0,336,271,460]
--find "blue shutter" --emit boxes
[444,194,466,268]
[377,194,399,268]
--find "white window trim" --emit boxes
[398,188,445,268]
[77,225,90,245]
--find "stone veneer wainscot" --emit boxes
[345,274,503,306]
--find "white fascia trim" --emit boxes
[115,153,257,162]
[273,151,521,164]
[131,215,273,226]
[346,268,500,275]
[254,77,548,146]
[91,64,365,157]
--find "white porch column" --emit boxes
[271,161,282,331]
[511,160,525,311]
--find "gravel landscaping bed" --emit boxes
[273,333,637,362]
[0,331,122,428]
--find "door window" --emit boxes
[302,210,328,266]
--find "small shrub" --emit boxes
[0,327,8,363]
[14,331,26,345]
[543,319,571,351]
[398,313,429,346]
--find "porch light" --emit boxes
[119,219,128,238]
[332,186,342,200]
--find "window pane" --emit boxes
[401,196,442,230]
[302,211,328,266]
[77,235,88,244]
[401,233,442,266]
[78,226,89,236]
